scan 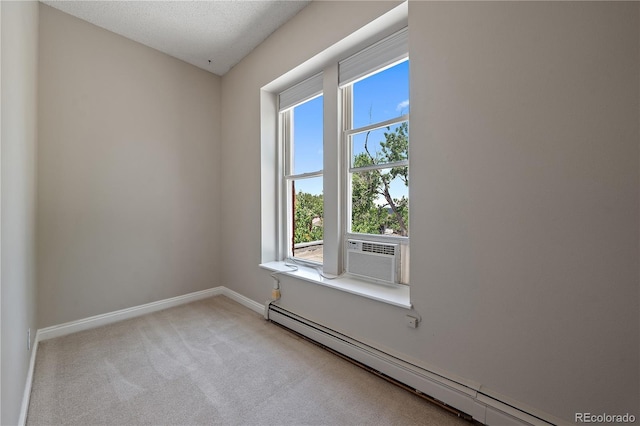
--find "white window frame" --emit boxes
[278,93,324,266]
[275,28,410,283]
[278,74,324,267]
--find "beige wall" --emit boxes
[410,2,638,420]
[37,5,222,327]
[1,2,39,424]
[222,1,639,423]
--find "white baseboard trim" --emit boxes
[38,287,224,342]
[477,391,568,426]
[220,287,265,314]
[266,303,570,426]
[17,333,39,426]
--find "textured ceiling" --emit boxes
[41,1,311,76]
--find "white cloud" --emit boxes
[396,99,410,112]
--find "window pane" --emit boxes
[351,167,408,237]
[291,177,323,263]
[292,95,323,175]
[352,60,409,129]
[351,122,408,168]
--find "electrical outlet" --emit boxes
[271,288,281,300]
[27,328,31,351]
[406,315,419,329]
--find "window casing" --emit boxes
[278,28,409,283]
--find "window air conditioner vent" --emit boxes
[346,239,400,285]
[361,241,396,256]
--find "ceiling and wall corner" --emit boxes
[41,0,311,76]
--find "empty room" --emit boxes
[1,1,638,425]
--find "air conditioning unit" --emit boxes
[346,239,400,285]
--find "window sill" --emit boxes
[259,261,411,309]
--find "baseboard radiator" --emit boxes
[265,303,553,426]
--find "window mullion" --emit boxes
[319,64,341,274]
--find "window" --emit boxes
[343,60,409,238]
[279,74,324,264]
[276,28,409,283]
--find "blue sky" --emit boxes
[292,60,409,199]
[352,59,410,128]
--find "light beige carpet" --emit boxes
[27,296,471,425]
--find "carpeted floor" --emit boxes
[27,296,470,425]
